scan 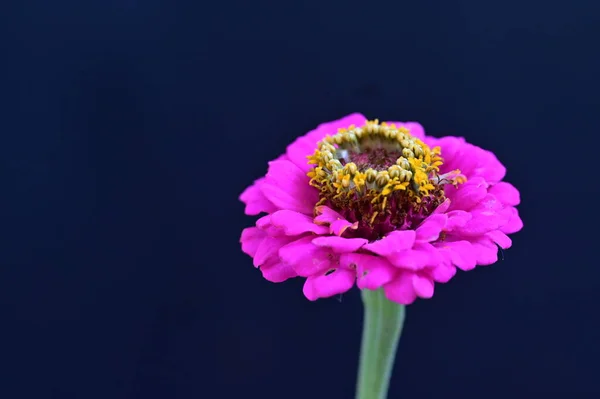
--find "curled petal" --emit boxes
[261,160,318,215]
[312,236,368,253]
[314,205,357,236]
[314,206,345,224]
[383,272,418,305]
[362,230,416,256]
[432,198,451,214]
[303,268,356,301]
[339,253,397,290]
[329,219,358,236]
[279,236,333,276]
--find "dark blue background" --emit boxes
[2,1,599,397]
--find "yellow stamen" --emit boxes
[307,119,465,217]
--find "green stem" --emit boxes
[356,288,406,399]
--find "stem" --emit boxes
[356,288,406,399]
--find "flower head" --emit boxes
[240,114,522,304]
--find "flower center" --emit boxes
[307,120,465,240]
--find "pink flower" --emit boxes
[239,114,523,304]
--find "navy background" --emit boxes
[1,1,599,398]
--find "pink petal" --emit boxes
[415,214,447,242]
[362,230,416,256]
[286,113,367,173]
[314,205,345,224]
[254,235,295,267]
[487,230,512,249]
[458,144,506,183]
[260,160,318,215]
[255,215,271,229]
[471,149,506,183]
[312,236,368,253]
[302,268,356,301]
[500,207,523,234]
[429,136,465,161]
[314,205,358,235]
[444,210,472,231]
[446,177,488,211]
[330,221,357,236]
[477,150,507,183]
[255,214,282,236]
[435,240,477,271]
[429,262,457,283]
[240,227,266,257]
[384,121,426,139]
[412,273,435,298]
[285,137,321,174]
[434,137,506,183]
[489,182,521,206]
[432,198,451,214]
[386,242,440,270]
[383,272,418,305]
[339,253,397,290]
[330,219,358,236]
[470,236,499,265]
[260,259,297,282]
[270,210,329,235]
[278,236,333,277]
[239,179,278,215]
[454,194,508,236]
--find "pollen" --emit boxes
[307,120,465,239]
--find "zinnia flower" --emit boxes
[239,113,522,304]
